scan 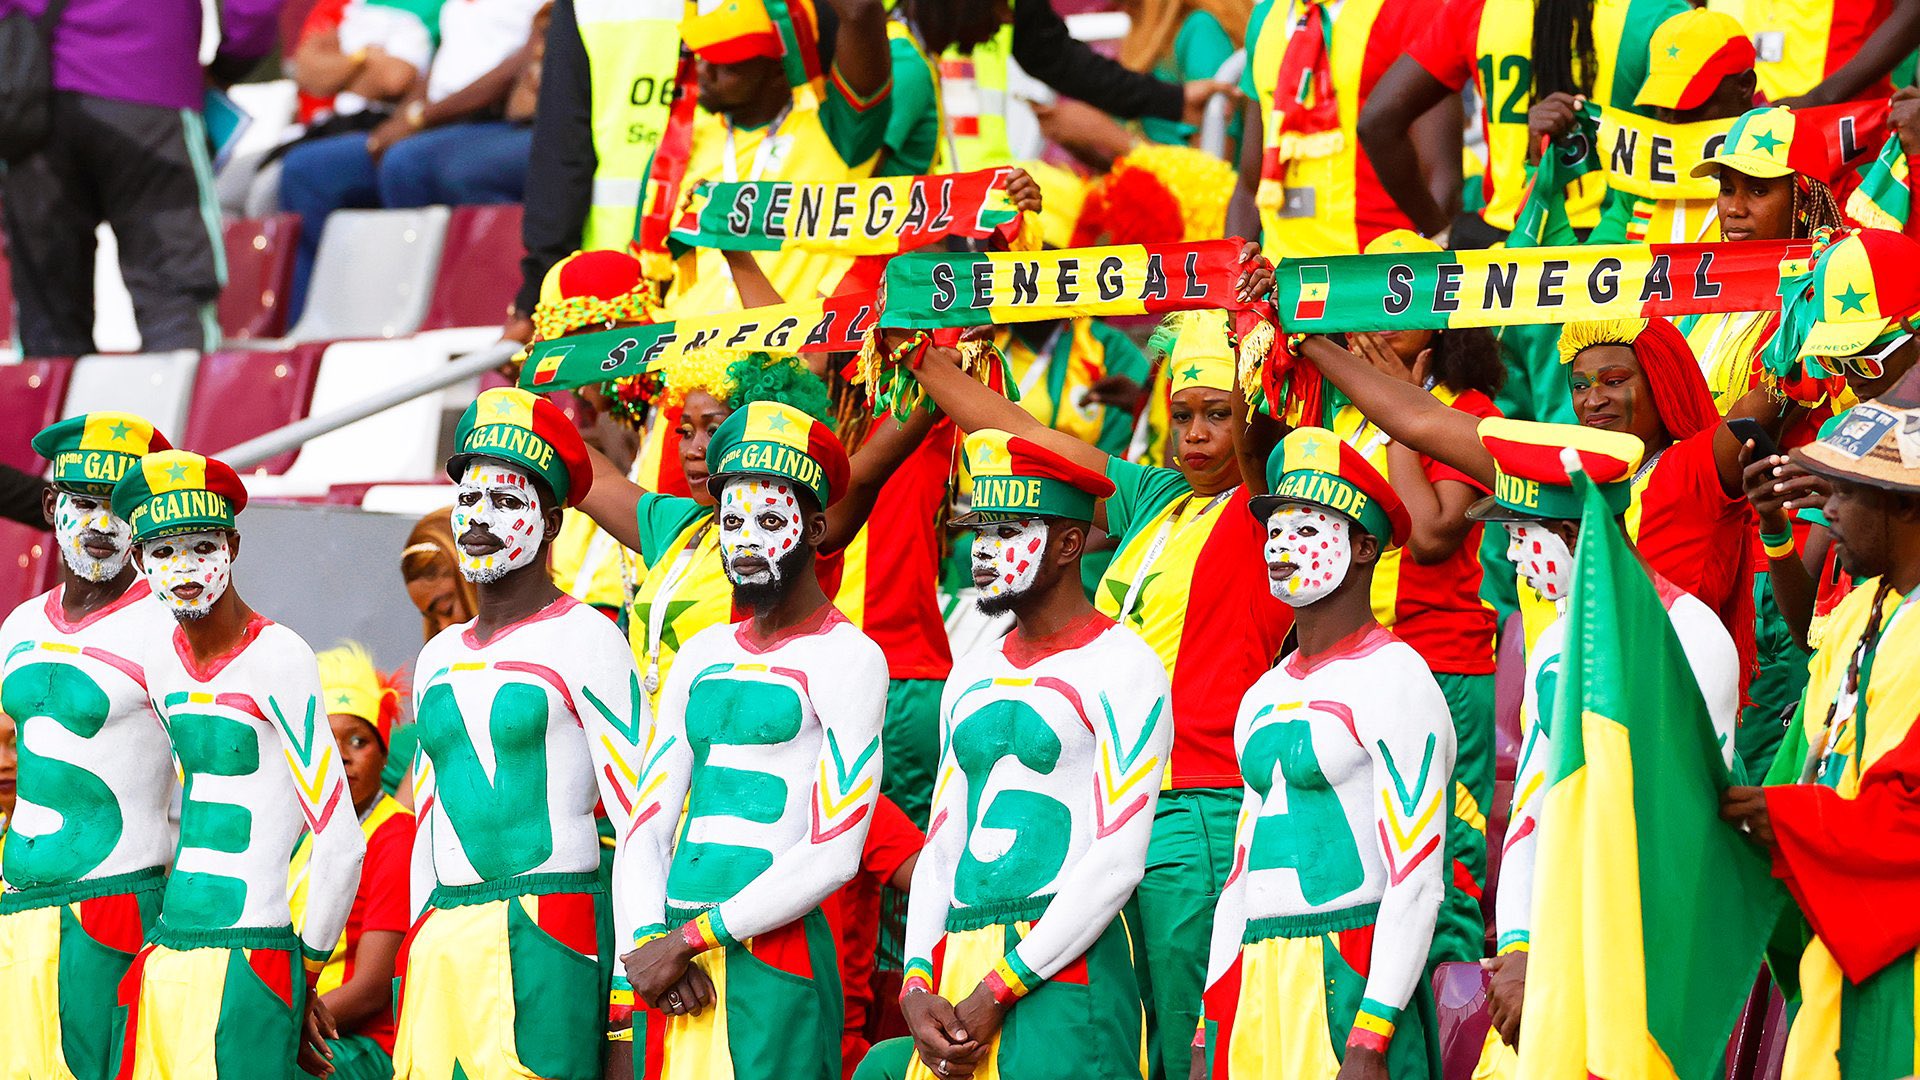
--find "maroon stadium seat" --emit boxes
[220,214,302,341]
[0,221,14,347]
[182,346,326,473]
[0,358,75,469]
[422,204,525,331]
[0,521,56,607]
[1432,962,1494,1080]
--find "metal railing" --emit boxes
[217,341,519,470]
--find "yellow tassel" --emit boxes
[958,338,997,377]
[639,248,675,284]
[1010,211,1042,253]
[1236,319,1275,405]
[1276,129,1346,163]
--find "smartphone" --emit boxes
[1728,417,1779,459]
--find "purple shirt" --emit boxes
[4,0,282,111]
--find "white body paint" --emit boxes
[1265,506,1351,606]
[138,530,232,620]
[1505,522,1573,602]
[719,477,804,585]
[453,462,545,584]
[54,492,131,582]
[972,519,1049,602]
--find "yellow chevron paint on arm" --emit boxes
[600,734,638,788]
[285,747,337,805]
[1379,787,1443,851]
[816,762,875,818]
[1099,749,1161,803]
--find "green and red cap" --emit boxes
[953,428,1117,525]
[448,387,593,507]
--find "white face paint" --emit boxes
[1506,522,1574,602]
[452,462,545,584]
[971,519,1049,605]
[1264,505,1352,607]
[54,491,131,582]
[139,530,232,620]
[719,477,805,586]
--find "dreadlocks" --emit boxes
[1531,0,1598,101]
[1793,178,1848,238]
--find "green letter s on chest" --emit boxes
[0,662,122,884]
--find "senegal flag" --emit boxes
[1516,471,1786,1080]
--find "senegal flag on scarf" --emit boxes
[1847,134,1914,234]
[1516,470,1786,1080]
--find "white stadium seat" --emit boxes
[287,207,451,344]
[62,351,200,439]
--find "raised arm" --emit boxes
[1354,684,1455,1057]
[1356,57,1457,237]
[268,674,367,967]
[1009,0,1184,122]
[1784,0,1920,109]
[912,341,1113,476]
[823,408,940,553]
[1226,97,1264,242]
[823,0,892,100]
[1713,389,1803,498]
[574,443,648,553]
[1301,335,1495,486]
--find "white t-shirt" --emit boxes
[425,0,542,103]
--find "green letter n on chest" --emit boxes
[671,670,806,905]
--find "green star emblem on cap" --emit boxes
[165,462,189,483]
[971,441,1002,468]
[107,420,132,442]
[764,410,792,433]
[491,397,518,416]
[1295,430,1329,458]
[1749,129,1785,155]
[1179,364,1203,382]
[334,691,354,706]
[1666,44,1680,57]
[1834,284,1871,314]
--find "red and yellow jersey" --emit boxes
[289,795,415,1052]
[832,422,956,682]
[1407,0,1689,232]
[1094,461,1294,789]
[1240,0,1423,257]
[1331,387,1502,675]
[1708,0,1894,103]
[1625,430,1756,647]
[629,493,730,704]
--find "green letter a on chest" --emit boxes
[418,681,555,880]
[1242,718,1364,906]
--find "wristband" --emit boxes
[1347,1005,1397,1054]
[680,911,724,953]
[982,959,1030,1008]
[901,957,935,1000]
[1763,533,1797,559]
[1760,527,1793,546]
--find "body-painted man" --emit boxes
[861,429,1169,1080]
[393,387,649,1080]
[0,414,177,1080]
[1198,427,1451,1080]
[621,401,886,1080]
[1464,419,1738,1074]
[110,451,366,1079]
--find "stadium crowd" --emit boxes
[5,1,1920,1080]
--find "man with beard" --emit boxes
[393,387,648,1080]
[110,450,365,1079]
[1721,366,1920,1079]
[0,413,178,1080]
[863,429,1168,1080]
[1198,427,1451,1080]
[620,400,886,1080]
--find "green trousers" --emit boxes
[1137,788,1240,1080]
[321,1033,394,1080]
[1741,572,1811,783]
[881,678,943,830]
[1430,671,1494,965]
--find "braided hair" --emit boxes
[1793,178,1847,238]
[1531,0,1598,101]
[1809,577,1898,781]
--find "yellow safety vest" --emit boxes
[576,0,683,251]
[942,24,1015,171]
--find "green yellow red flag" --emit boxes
[1515,470,1786,1080]
[670,168,1025,255]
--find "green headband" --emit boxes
[962,475,1097,524]
[1264,469,1393,541]
[1488,467,1632,520]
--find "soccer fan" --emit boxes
[0,415,178,1080]
[1589,8,1759,246]
[659,0,892,316]
[861,429,1171,1080]
[1462,420,1738,1063]
[1198,427,1452,1080]
[399,508,479,642]
[111,451,366,1079]
[906,282,1293,1080]
[1318,231,1506,965]
[393,388,648,1080]
[1720,365,1920,1078]
[1357,0,1689,246]
[1228,0,1454,257]
[620,401,886,1080]
[1710,0,1920,107]
[288,643,415,1080]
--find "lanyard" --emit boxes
[1812,587,1916,783]
[722,104,793,184]
[1115,488,1236,621]
[643,520,715,694]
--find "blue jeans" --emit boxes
[278,121,532,320]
